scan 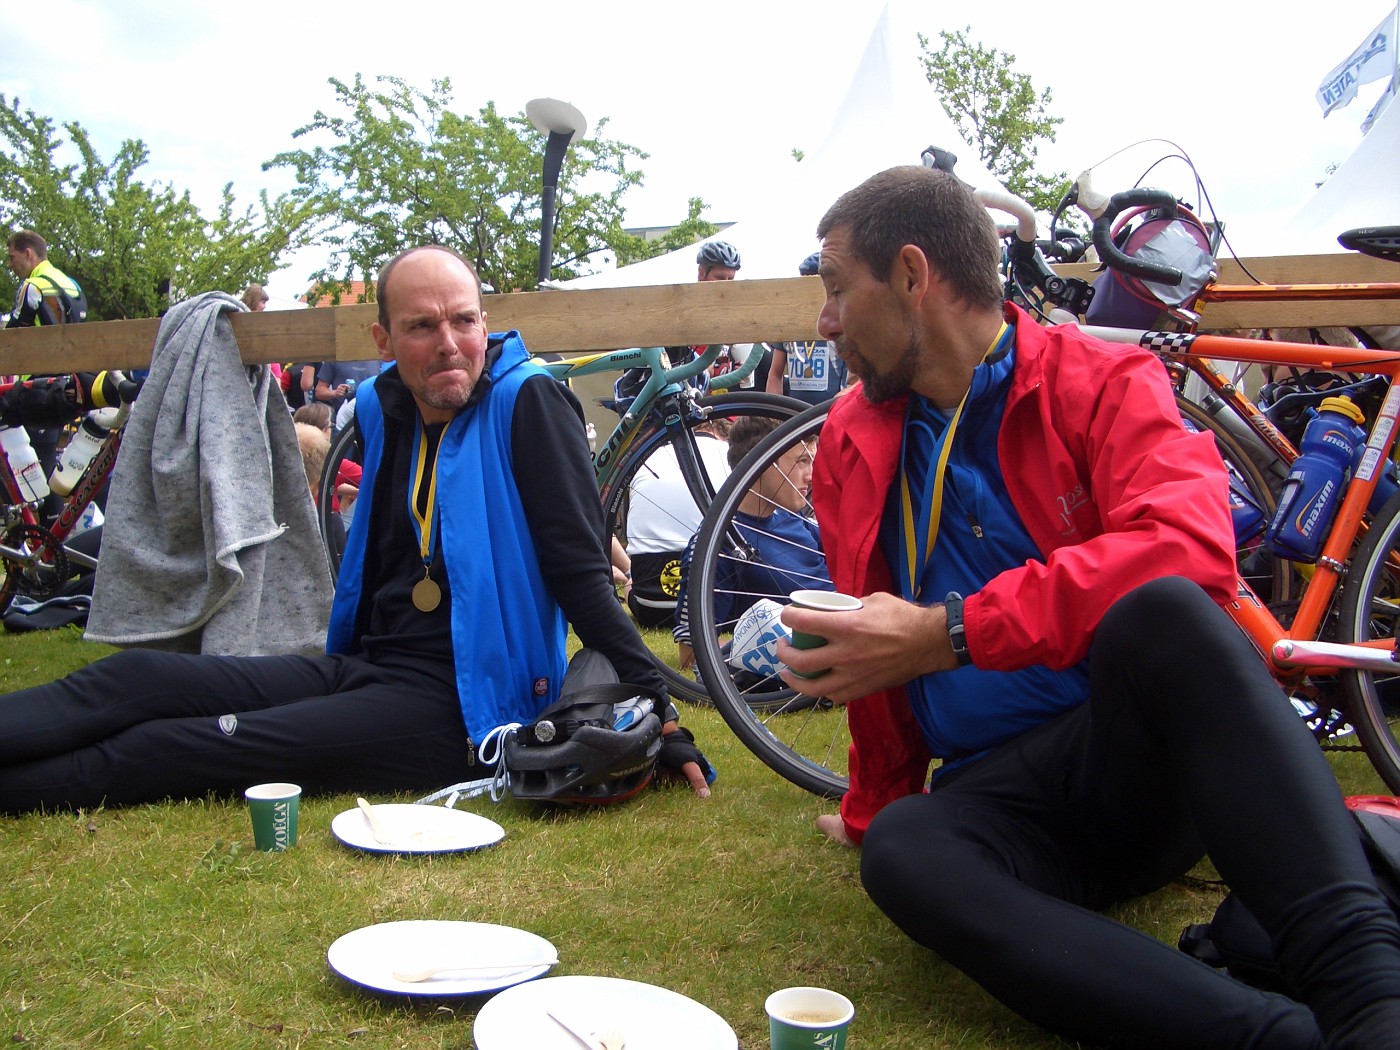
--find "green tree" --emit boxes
[268,75,706,294]
[0,94,322,321]
[919,28,1068,214]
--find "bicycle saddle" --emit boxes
[1338,226,1400,261]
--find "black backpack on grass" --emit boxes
[1179,799,1400,993]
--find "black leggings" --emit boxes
[0,648,478,812]
[861,577,1400,1049]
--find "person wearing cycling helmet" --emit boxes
[689,241,769,389]
[0,246,712,811]
[695,239,741,281]
[773,165,1400,1050]
[764,251,849,405]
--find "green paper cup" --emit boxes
[766,986,854,1049]
[787,590,863,679]
[245,782,301,851]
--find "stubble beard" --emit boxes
[840,334,920,405]
[418,361,480,412]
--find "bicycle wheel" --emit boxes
[317,422,359,583]
[1338,489,1400,793]
[1176,396,1291,605]
[604,391,806,706]
[690,404,849,798]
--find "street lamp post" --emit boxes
[526,98,588,286]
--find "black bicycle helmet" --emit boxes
[696,241,741,271]
[798,252,821,276]
[505,685,663,805]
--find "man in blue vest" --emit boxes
[0,245,711,810]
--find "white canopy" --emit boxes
[563,4,1005,288]
[1271,96,1400,255]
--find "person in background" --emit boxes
[294,421,328,499]
[5,230,85,329]
[241,284,269,312]
[316,359,381,418]
[295,402,361,527]
[622,416,731,630]
[775,164,1400,1050]
[765,252,848,405]
[283,362,319,410]
[5,230,89,522]
[671,415,829,674]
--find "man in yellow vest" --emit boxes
[6,230,86,328]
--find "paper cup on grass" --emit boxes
[245,782,301,851]
[766,986,854,1049]
[786,590,863,678]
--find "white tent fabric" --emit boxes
[1271,96,1400,255]
[563,4,1005,288]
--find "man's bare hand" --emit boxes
[776,592,958,705]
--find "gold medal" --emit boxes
[412,576,442,613]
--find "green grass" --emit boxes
[0,627,1388,1048]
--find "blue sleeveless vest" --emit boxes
[327,331,567,741]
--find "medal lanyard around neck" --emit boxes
[897,321,1009,602]
[409,418,445,586]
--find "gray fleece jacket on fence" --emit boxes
[86,291,332,655]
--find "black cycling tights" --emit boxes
[860,577,1400,1050]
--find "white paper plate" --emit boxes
[327,920,555,996]
[473,975,738,1049]
[330,803,505,854]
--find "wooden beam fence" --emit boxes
[0,255,1395,376]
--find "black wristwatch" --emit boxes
[944,591,972,667]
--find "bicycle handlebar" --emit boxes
[1091,189,1183,286]
[975,187,1037,243]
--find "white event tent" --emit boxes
[561,4,1006,289]
[1273,96,1400,256]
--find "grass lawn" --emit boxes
[0,626,1388,1048]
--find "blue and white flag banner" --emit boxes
[1317,6,1398,116]
[1361,73,1397,131]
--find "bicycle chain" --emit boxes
[2,524,70,601]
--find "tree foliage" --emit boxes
[0,94,322,321]
[919,28,1068,214]
[610,198,719,269]
[268,75,706,295]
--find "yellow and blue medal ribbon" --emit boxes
[408,418,445,612]
[897,321,1010,602]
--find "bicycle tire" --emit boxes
[317,423,360,584]
[604,390,805,706]
[690,404,849,798]
[1176,395,1290,605]
[1338,489,1400,793]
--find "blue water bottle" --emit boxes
[1266,396,1365,562]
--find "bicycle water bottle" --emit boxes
[0,425,50,503]
[50,409,119,496]
[1266,396,1365,562]
[611,694,654,731]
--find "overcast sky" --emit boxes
[1,0,1391,299]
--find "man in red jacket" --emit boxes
[775,165,1400,1049]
